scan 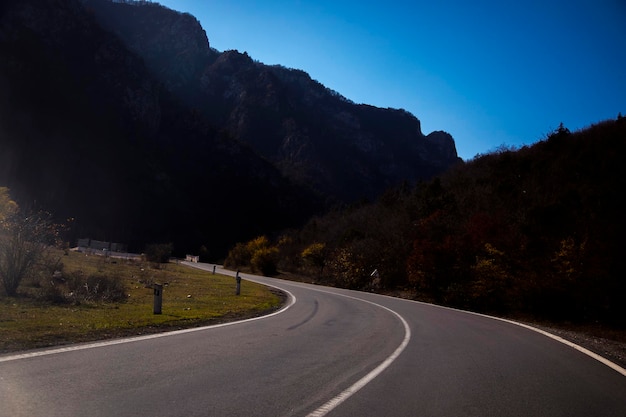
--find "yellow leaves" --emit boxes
[246,235,270,254]
[250,246,279,274]
[0,187,18,222]
[551,237,585,281]
[326,247,367,288]
[483,242,505,258]
[224,236,279,276]
[470,243,510,304]
[473,243,507,278]
[301,242,325,262]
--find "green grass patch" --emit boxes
[0,250,284,353]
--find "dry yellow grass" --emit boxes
[0,250,283,353]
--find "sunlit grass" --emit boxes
[0,250,283,352]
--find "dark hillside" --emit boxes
[1,0,461,258]
[424,120,626,322]
[0,0,319,257]
[272,118,626,327]
[84,0,461,202]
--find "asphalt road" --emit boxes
[1,264,625,417]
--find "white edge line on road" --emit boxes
[303,289,412,417]
[4,261,622,389]
[233,268,415,415]
[481,314,626,377]
[0,277,296,364]
[370,292,626,378]
[211,267,626,411]
[123,264,626,380]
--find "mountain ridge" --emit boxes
[84,0,461,200]
[1,0,460,256]
[0,0,318,257]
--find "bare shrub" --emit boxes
[65,271,127,303]
[36,270,127,304]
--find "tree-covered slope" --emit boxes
[271,118,626,327]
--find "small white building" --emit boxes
[185,254,199,263]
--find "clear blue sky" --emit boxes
[156,0,625,160]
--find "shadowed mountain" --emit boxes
[1,0,460,257]
[0,0,318,257]
[84,0,461,201]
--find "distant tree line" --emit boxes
[225,117,626,328]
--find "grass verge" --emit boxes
[0,251,284,353]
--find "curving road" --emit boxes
[1,264,625,416]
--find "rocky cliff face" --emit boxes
[83,0,217,107]
[85,0,461,201]
[1,0,460,255]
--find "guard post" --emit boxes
[153,283,163,314]
[235,271,241,295]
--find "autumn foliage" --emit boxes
[261,117,626,327]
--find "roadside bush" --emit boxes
[251,246,279,276]
[301,242,327,277]
[39,270,127,304]
[65,271,127,303]
[224,242,251,269]
[224,236,279,276]
[144,243,173,264]
[0,211,55,296]
[37,280,66,304]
